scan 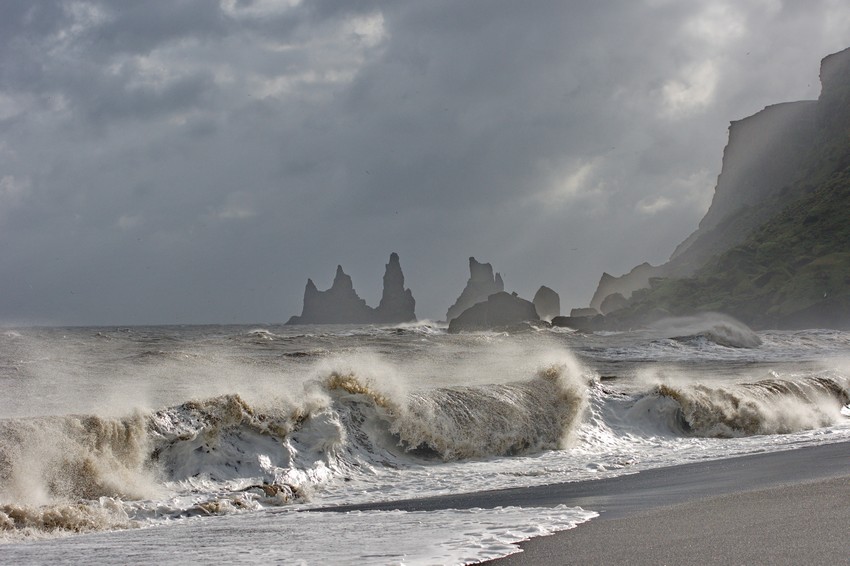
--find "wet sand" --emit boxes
[320,441,850,564]
[489,441,850,565]
[493,475,850,565]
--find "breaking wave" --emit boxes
[653,314,763,348]
[641,373,850,437]
[0,360,588,538]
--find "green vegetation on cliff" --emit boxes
[584,48,850,330]
[624,166,850,328]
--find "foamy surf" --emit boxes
[0,356,592,539]
[647,373,850,437]
[0,504,598,564]
[2,324,850,562]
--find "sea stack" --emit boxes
[446,257,505,322]
[374,252,417,323]
[286,253,416,325]
[532,286,560,321]
[448,292,539,333]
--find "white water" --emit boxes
[1,323,849,563]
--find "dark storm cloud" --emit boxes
[1,0,849,325]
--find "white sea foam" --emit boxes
[651,313,763,348]
[0,505,597,564]
[2,325,850,559]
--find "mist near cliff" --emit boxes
[2,2,850,325]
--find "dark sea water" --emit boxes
[1,317,848,563]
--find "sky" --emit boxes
[2,0,850,326]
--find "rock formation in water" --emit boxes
[582,46,850,330]
[374,252,416,323]
[448,292,539,333]
[287,253,416,324]
[589,262,663,313]
[445,257,505,322]
[532,286,560,321]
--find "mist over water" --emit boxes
[1,323,849,562]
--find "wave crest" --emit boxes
[390,364,588,460]
[654,375,849,437]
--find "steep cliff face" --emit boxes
[592,46,850,329]
[445,257,505,322]
[667,100,819,276]
[287,253,416,325]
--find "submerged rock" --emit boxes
[448,292,539,333]
[446,257,505,322]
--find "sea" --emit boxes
[1,315,849,564]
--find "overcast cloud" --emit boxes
[2,0,850,325]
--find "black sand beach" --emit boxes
[494,475,850,565]
[320,441,850,564]
[495,441,850,565]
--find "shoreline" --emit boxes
[315,441,850,564]
[485,440,850,565]
[491,474,850,565]
[319,440,850,516]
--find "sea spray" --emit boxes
[651,313,763,348]
[0,413,158,507]
[644,373,850,437]
[389,363,589,459]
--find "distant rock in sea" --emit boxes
[448,292,539,333]
[589,262,662,313]
[374,252,416,323]
[286,253,416,325]
[532,286,560,321]
[446,257,504,322]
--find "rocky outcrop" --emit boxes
[374,252,416,323]
[570,307,599,318]
[448,292,539,333]
[532,286,560,321]
[286,266,374,324]
[551,314,607,332]
[287,253,416,325]
[600,292,629,315]
[589,262,664,312]
[446,257,504,322]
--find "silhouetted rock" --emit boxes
[446,257,505,322]
[570,308,599,318]
[374,252,416,323]
[551,314,607,332]
[589,263,662,312]
[532,286,560,321]
[287,253,416,324]
[600,292,629,315]
[448,292,539,333]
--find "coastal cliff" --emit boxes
[585,46,850,329]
